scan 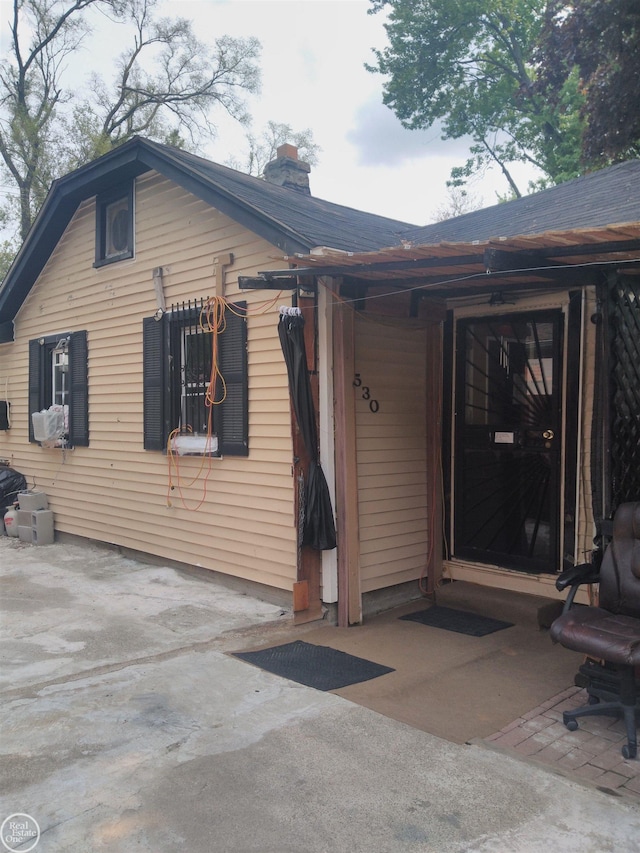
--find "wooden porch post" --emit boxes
[333,295,362,626]
[425,310,445,593]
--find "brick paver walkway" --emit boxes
[485,686,640,799]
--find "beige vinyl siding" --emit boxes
[354,314,429,593]
[0,172,297,591]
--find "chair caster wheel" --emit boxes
[565,719,579,732]
[622,744,637,760]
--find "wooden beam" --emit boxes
[293,580,310,612]
[238,275,298,290]
[262,253,485,278]
[483,247,568,272]
[292,296,324,625]
[333,297,362,626]
[425,319,444,592]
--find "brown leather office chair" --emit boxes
[550,502,640,759]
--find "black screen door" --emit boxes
[454,311,564,573]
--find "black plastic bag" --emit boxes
[0,467,27,511]
[278,311,336,551]
[303,459,337,551]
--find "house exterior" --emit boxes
[0,138,414,619]
[1,139,639,627]
[276,161,640,624]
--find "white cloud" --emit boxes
[161,1,528,224]
[346,97,475,167]
[1,0,542,232]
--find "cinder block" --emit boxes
[18,491,48,512]
[17,509,31,526]
[18,525,33,543]
[31,509,54,545]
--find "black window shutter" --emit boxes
[68,330,89,446]
[28,338,42,443]
[218,305,248,456]
[143,315,168,450]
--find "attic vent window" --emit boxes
[106,199,129,255]
[95,183,134,267]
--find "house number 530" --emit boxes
[353,374,380,413]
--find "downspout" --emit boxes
[318,278,338,605]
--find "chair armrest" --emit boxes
[556,562,600,613]
[555,562,600,592]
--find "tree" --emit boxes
[535,1,640,165]
[0,203,16,281]
[225,121,321,177]
[432,186,483,222]
[367,0,585,197]
[0,0,261,247]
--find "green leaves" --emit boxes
[368,0,585,196]
[0,0,262,242]
[536,1,640,165]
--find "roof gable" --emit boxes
[0,137,414,332]
[2,140,639,338]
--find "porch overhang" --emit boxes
[263,222,640,624]
[256,222,640,298]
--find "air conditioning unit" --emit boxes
[32,405,66,443]
[171,434,219,456]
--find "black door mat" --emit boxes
[233,640,395,691]
[400,605,514,636]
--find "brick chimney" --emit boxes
[263,144,311,195]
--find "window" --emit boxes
[95,184,134,266]
[28,331,89,446]
[180,322,215,437]
[52,344,69,406]
[142,301,248,456]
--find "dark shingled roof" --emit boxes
[0,137,415,329]
[158,143,414,252]
[1,137,639,333]
[402,159,640,246]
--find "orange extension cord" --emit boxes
[166,293,282,511]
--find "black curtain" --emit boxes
[278,309,336,550]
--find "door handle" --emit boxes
[543,429,554,440]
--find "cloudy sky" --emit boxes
[3,0,541,227]
[180,0,541,225]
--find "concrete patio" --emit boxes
[1,536,639,852]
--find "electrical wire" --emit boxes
[166,296,229,511]
[166,292,284,511]
[200,296,228,409]
[297,254,640,317]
